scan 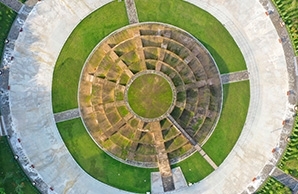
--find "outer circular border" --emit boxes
[4,0,293,193]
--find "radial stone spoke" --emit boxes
[270,167,298,193]
[124,0,139,24]
[54,108,80,123]
[167,115,218,169]
[150,121,175,192]
[221,70,249,84]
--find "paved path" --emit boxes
[0,3,53,193]
[3,0,295,194]
[0,0,23,13]
[0,116,6,136]
[0,122,3,137]
[54,108,80,123]
[0,3,33,131]
[151,122,175,192]
[221,70,249,84]
[270,167,298,193]
[124,0,139,24]
[262,0,298,106]
[194,145,218,170]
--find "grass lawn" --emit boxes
[0,137,40,194]
[127,74,173,118]
[171,152,214,184]
[135,0,246,74]
[256,177,292,194]
[0,3,17,55]
[52,1,129,113]
[203,81,250,165]
[57,118,156,193]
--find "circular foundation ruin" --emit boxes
[79,22,222,167]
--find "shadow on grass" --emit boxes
[202,81,250,165]
[201,40,230,74]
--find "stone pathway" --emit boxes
[0,0,36,134]
[194,145,218,170]
[0,0,23,13]
[260,0,298,105]
[0,4,33,135]
[124,0,139,24]
[151,121,175,192]
[251,0,298,192]
[270,167,298,194]
[167,115,218,169]
[0,2,54,193]
[151,167,187,194]
[221,70,249,84]
[0,116,6,136]
[54,108,80,123]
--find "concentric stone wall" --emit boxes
[79,23,222,167]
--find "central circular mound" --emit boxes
[79,22,223,167]
[127,73,173,119]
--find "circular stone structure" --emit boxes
[4,0,293,193]
[79,22,222,167]
[125,70,176,121]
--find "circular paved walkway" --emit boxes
[6,0,293,193]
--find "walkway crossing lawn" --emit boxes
[202,81,250,165]
[171,152,213,184]
[0,137,40,194]
[57,118,156,193]
[134,0,246,74]
[52,1,129,113]
[0,3,17,55]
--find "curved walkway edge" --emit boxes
[0,2,55,193]
[221,70,249,84]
